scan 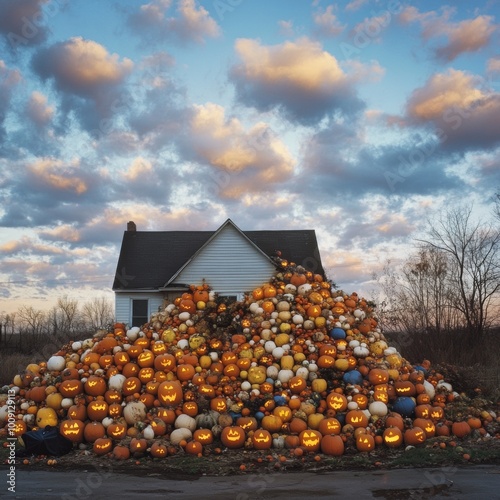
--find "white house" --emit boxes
[112,219,324,326]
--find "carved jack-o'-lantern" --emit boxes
[60,419,85,442]
[137,350,155,368]
[108,402,123,418]
[138,367,155,383]
[182,401,199,417]
[158,380,183,406]
[84,376,107,397]
[59,379,83,398]
[236,416,258,432]
[289,375,307,394]
[156,408,176,424]
[176,364,195,382]
[104,389,122,404]
[122,377,142,396]
[154,354,177,372]
[67,404,87,421]
[114,351,130,367]
[193,428,214,445]
[150,442,168,458]
[93,437,113,456]
[252,429,272,450]
[151,342,167,356]
[210,397,227,413]
[317,355,335,369]
[368,368,390,385]
[299,430,322,452]
[198,384,216,399]
[345,410,369,428]
[107,422,127,440]
[356,433,375,452]
[326,392,348,412]
[318,417,342,436]
[130,437,148,454]
[273,406,293,422]
[413,418,436,438]
[373,384,389,403]
[220,426,246,449]
[404,427,426,446]
[382,427,403,448]
[87,400,109,421]
[11,420,27,437]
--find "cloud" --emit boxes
[229,37,368,124]
[398,6,496,61]
[313,5,345,37]
[177,102,295,198]
[278,20,294,37]
[0,157,110,227]
[31,37,133,132]
[25,91,54,126]
[0,60,22,149]
[487,56,500,75]
[0,0,51,49]
[345,0,369,12]
[128,0,220,45]
[402,69,500,151]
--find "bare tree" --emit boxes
[47,295,81,335]
[17,306,47,337]
[81,296,114,331]
[376,246,462,335]
[419,205,500,339]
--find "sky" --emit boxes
[0,0,499,315]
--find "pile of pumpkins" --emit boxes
[0,268,497,460]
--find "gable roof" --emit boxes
[112,219,324,291]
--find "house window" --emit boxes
[131,299,148,327]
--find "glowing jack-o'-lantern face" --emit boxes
[105,390,122,404]
[210,397,227,413]
[137,350,154,368]
[158,380,183,406]
[114,351,130,366]
[156,408,176,424]
[273,406,293,422]
[318,417,341,436]
[413,418,435,438]
[150,442,168,458]
[67,405,87,421]
[383,427,403,448]
[299,430,322,452]
[404,427,426,445]
[198,384,215,398]
[152,342,167,356]
[130,438,147,453]
[326,393,348,412]
[319,345,337,357]
[194,428,214,445]
[138,367,155,383]
[84,376,107,397]
[182,401,198,417]
[252,429,272,450]
[317,355,335,369]
[176,364,195,382]
[59,420,85,442]
[108,403,122,418]
[368,369,390,385]
[59,379,83,398]
[122,377,142,396]
[415,404,432,419]
[247,366,267,385]
[221,426,246,449]
[107,422,127,440]
[430,407,444,420]
[87,400,109,421]
[289,375,307,394]
[11,420,27,437]
[236,416,258,432]
[346,410,369,428]
[394,381,416,397]
[154,354,177,372]
[373,384,389,403]
[221,351,238,366]
[356,433,375,452]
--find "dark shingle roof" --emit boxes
[112,222,324,291]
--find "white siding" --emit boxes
[115,293,165,326]
[173,223,276,294]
